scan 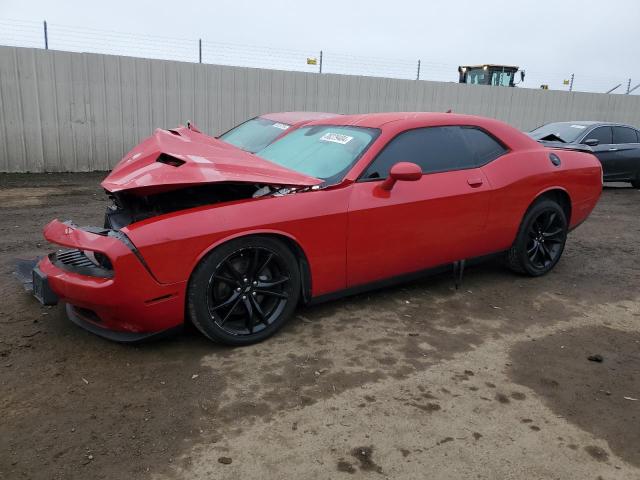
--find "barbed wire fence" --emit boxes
[0,18,637,95]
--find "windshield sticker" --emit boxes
[319,132,353,145]
[272,123,290,130]
[570,125,586,129]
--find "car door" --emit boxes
[582,126,618,180]
[610,126,640,181]
[346,126,496,288]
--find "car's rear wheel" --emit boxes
[631,173,640,189]
[506,199,568,276]
[187,236,300,345]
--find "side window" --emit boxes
[362,126,474,179]
[612,126,638,144]
[584,126,612,145]
[459,127,507,165]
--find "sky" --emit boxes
[1,0,639,93]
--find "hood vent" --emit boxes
[156,153,185,167]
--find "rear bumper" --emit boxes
[38,220,187,338]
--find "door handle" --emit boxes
[608,148,618,151]
[467,177,483,187]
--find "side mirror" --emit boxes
[584,138,599,147]
[380,162,422,191]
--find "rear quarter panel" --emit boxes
[481,147,602,252]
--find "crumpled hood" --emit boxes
[101,127,322,195]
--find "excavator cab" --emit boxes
[458,65,524,87]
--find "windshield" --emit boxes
[465,68,488,85]
[219,117,291,153]
[530,122,588,143]
[256,125,380,184]
[491,70,513,86]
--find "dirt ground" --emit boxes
[0,173,638,480]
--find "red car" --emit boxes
[217,111,340,152]
[34,112,602,345]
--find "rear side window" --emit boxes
[459,127,507,165]
[363,127,475,179]
[584,126,612,145]
[612,126,638,144]
[362,126,505,179]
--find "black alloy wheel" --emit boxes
[208,247,290,335]
[506,199,568,276]
[524,210,565,270]
[188,236,300,345]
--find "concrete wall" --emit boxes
[2,45,640,173]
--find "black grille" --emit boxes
[56,249,96,268]
[51,249,113,278]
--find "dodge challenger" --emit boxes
[33,112,603,345]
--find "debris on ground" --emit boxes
[587,354,603,363]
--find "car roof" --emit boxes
[544,121,637,129]
[302,112,542,152]
[304,112,503,128]
[260,111,340,125]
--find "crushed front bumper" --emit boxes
[37,219,186,341]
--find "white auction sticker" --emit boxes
[570,125,586,129]
[320,132,353,144]
[272,123,290,130]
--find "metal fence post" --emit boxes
[605,83,621,94]
[319,50,323,73]
[626,78,631,94]
[198,39,202,63]
[43,20,48,50]
[569,73,574,92]
[416,60,421,80]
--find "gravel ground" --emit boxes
[0,173,638,480]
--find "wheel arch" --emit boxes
[188,229,313,305]
[509,187,572,247]
[531,187,572,225]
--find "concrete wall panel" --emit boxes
[2,46,640,172]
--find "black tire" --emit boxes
[631,174,640,189]
[187,236,300,346]
[506,199,568,276]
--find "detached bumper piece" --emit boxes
[32,265,59,306]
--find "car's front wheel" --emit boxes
[506,199,568,276]
[187,236,300,345]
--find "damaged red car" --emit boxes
[33,112,602,345]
